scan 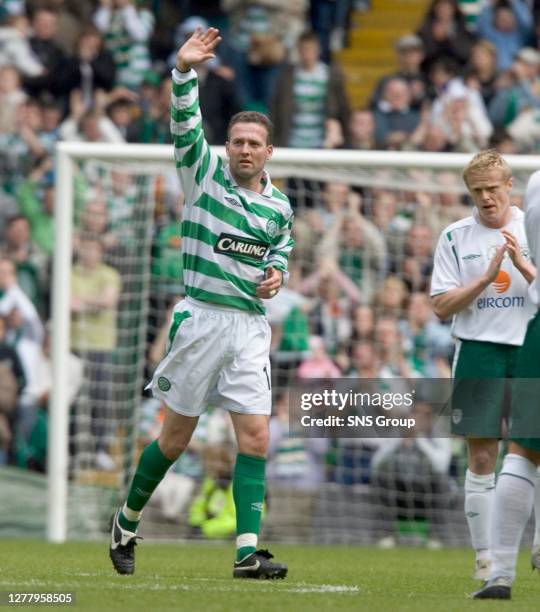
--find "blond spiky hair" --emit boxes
[462,149,512,187]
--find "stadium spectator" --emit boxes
[70,236,121,468]
[16,158,56,256]
[297,335,342,378]
[265,391,328,540]
[187,445,236,539]
[464,38,500,106]
[372,401,452,548]
[318,181,362,223]
[268,391,328,488]
[127,76,171,144]
[0,14,45,77]
[417,0,477,70]
[374,315,417,377]
[374,276,409,319]
[0,314,25,465]
[271,30,350,148]
[14,325,83,473]
[347,108,375,149]
[73,199,119,259]
[392,223,434,293]
[222,0,307,110]
[320,211,387,298]
[490,47,540,149]
[475,0,534,71]
[416,121,452,152]
[351,304,375,345]
[23,7,70,100]
[151,195,185,298]
[0,65,26,142]
[347,339,379,377]
[309,0,352,62]
[299,262,358,355]
[64,25,116,106]
[430,78,493,151]
[0,98,49,194]
[425,55,460,101]
[371,34,427,111]
[59,95,125,143]
[44,0,96,56]
[373,77,421,149]
[2,215,48,309]
[399,291,453,377]
[0,257,45,439]
[93,0,155,91]
[488,127,518,153]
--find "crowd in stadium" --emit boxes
[1,0,540,543]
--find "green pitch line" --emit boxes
[0,542,538,611]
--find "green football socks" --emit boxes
[118,440,174,532]
[233,453,266,561]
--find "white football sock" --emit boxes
[534,469,540,548]
[490,454,536,581]
[465,469,495,559]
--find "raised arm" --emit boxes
[171,28,222,202]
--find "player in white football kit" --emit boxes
[473,170,540,600]
[430,150,536,581]
[109,28,292,579]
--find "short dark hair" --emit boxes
[298,30,319,46]
[6,214,27,226]
[227,111,274,145]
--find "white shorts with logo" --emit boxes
[148,297,272,417]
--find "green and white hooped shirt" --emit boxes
[170,68,294,315]
[430,206,535,346]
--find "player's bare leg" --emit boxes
[110,408,198,575]
[465,437,498,580]
[229,412,287,579]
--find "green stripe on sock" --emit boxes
[234,454,266,561]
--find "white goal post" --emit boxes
[49,143,540,542]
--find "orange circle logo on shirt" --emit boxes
[492,270,511,293]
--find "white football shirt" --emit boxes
[430,206,535,345]
[524,171,540,307]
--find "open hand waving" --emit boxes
[176,27,222,72]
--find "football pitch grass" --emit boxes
[1,541,538,611]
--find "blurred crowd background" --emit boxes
[1,0,539,545]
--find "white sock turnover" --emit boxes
[465,469,495,559]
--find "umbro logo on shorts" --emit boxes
[214,233,270,262]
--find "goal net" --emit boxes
[48,145,537,545]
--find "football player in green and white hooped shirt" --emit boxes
[109,27,292,580]
[431,149,538,582]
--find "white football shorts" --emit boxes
[148,297,272,416]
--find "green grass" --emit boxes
[1,542,538,611]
